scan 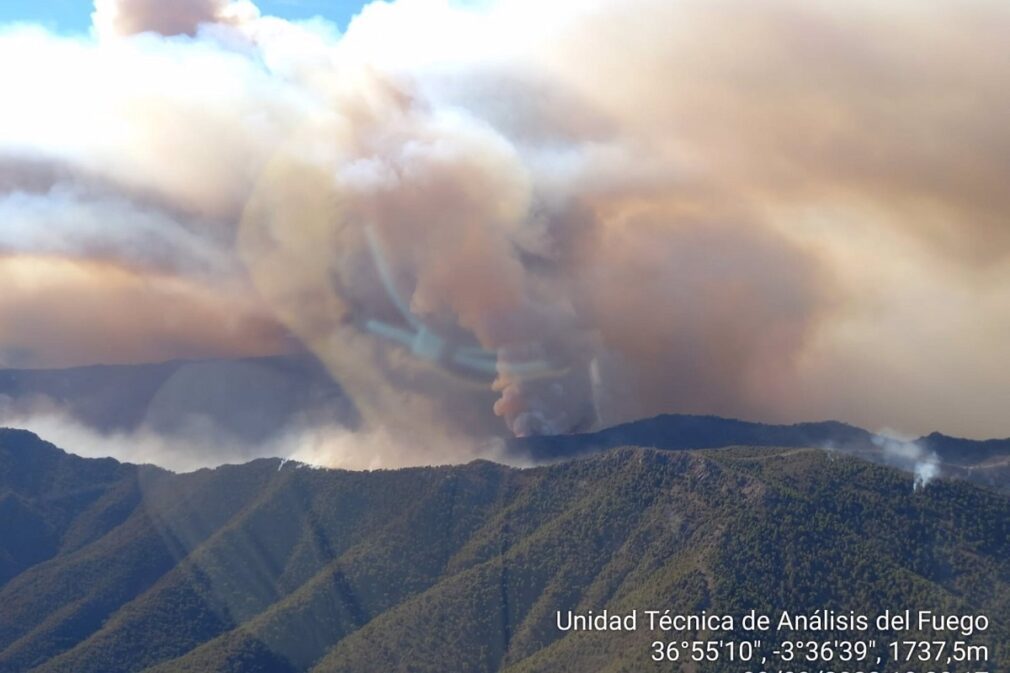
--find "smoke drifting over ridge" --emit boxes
[2,0,1010,467]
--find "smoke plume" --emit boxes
[873,434,942,492]
[2,0,1010,467]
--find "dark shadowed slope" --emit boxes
[0,429,165,588]
[1,429,1009,673]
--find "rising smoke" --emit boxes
[872,433,942,492]
[2,0,1010,467]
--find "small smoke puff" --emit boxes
[872,434,941,491]
[913,461,940,493]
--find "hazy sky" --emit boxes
[1,0,1008,444]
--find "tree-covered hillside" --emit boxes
[1,429,1008,672]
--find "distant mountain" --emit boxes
[4,356,1008,486]
[0,354,357,442]
[1,428,1008,673]
[508,413,1010,491]
[917,430,1010,464]
[509,414,876,459]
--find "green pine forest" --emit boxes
[1,428,1008,672]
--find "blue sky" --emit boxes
[0,0,370,34]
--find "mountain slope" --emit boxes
[1,429,1008,672]
[0,429,160,588]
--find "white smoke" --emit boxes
[0,397,509,472]
[873,433,941,492]
[1,0,1010,471]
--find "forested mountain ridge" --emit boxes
[510,413,1010,491]
[1,428,1009,672]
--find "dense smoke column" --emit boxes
[1,0,1009,462]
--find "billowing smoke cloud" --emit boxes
[92,0,256,39]
[0,256,288,368]
[2,0,1010,468]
